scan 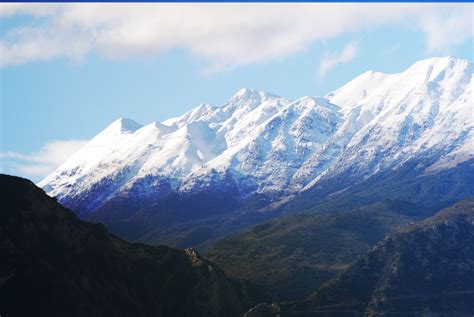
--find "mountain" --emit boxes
[39,57,474,246]
[282,56,474,213]
[245,199,474,316]
[0,174,252,317]
[206,201,430,301]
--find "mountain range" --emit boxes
[39,56,473,247]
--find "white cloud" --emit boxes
[319,41,358,78]
[420,8,474,53]
[0,139,88,181]
[0,3,472,70]
[0,3,59,17]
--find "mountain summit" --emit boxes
[39,57,474,246]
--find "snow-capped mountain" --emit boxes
[300,56,473,188]
[39,57,473,245]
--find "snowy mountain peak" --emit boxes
[293,96,339,111]
[403,56,470,84]
[40,57,473,215]
[106,118,143,134]
[162,103,215,127]
[408,56,458,70]
[224,89,284,115]
[141,121,175,134]
[230,88,280,103]
[325,70,394,111]
[327,57,471,112]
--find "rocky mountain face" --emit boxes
[0,174,252,317]
[39,57,473,246]
[246,199,474,317]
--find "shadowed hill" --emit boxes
[0,174,251,317]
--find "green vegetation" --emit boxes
[249,199,474,316]
[207,201,425,301]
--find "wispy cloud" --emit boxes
[419,8,474,54]
[319,41,358,79]
[0,4,472,70]
[0,139,88,181]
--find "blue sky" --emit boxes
[0,3,473,181]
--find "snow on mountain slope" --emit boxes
[39,57,473,215]
[40,118,143,194]
[178,96,343,194]
[314,57,473,183]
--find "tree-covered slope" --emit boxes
[206,201,426,301]
[247,199,474,316]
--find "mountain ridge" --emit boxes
[39,56,473,246]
